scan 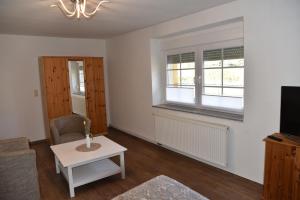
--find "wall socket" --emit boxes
[34,89,39,97]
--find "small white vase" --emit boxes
[86,135,91,148]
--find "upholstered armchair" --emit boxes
[50,114,91,144]
[0,137,40,200]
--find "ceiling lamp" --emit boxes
[51,0,110,19]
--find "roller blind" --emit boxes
[181,52,195,63]
[167,54,180,64]
[223,46,244,60]
[167,52,195,64]
[204,46,244,61]
[203,49,222,61]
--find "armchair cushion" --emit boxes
[59,132,85,144]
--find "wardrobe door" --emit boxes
[40,57,72,142]
[84,57,107,134]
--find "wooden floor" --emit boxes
[32,128,262,200]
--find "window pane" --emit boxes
[167,63,180,70]
[79,70,85,93]
[223,88,243,97]
[203,69,222,86]
[223,68,244,87]
[203,60,222,68]
[166,87,195,104]
[79,71,84,83]
[181,62,195,69]
[80,84,85,92]
[223,59,244,67]
[181,69,195,86]
[167,70,180,86]
[203,87,222,96]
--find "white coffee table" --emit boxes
[50,136,127,198]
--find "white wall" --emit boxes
[107,29,156,142]
[107,0,300,183]
[160,21,243,51]
[0,35,108,142]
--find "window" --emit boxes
[164,45,244,113]
[79,68,85,93]
[202,46,244,111]
[166,52,195,104]
[68,61,85,96]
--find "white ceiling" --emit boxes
[0,0,235,38]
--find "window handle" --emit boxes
[195,76,202,85]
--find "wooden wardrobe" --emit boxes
[39,56,107,144]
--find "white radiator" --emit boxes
[154,113,229,167]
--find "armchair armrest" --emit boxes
[50,120,61,144]
[0,137,29,152]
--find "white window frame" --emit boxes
[164,47,199,107]
[163,39,244,114]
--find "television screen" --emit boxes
[280,86,300,136]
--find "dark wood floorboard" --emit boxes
[32,128,262,200]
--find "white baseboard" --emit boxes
[109,124,156,144]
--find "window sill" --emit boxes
[152,104,244,122]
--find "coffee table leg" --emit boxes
[54,155,60,174]
[120,152,125,179]
[67,167,75,198]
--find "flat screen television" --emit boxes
[280,86,300,136]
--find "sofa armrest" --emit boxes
[0,137,29,152]
[0,149,40,200]
[0,149,36,168]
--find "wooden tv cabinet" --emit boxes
[263,133,300,200]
